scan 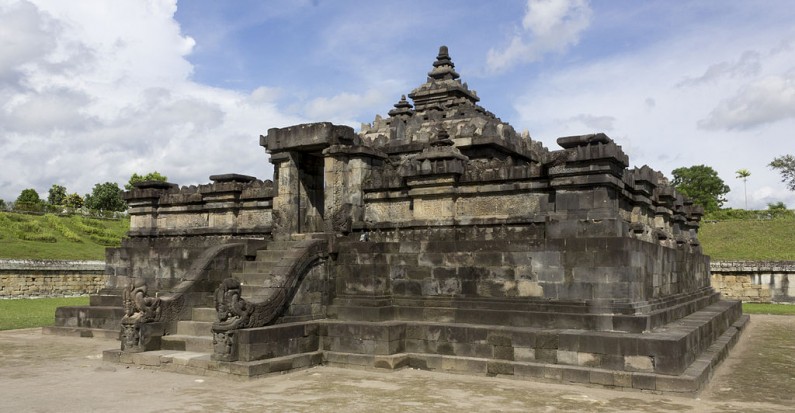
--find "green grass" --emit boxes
[0,296,89,331]
[699,219,795,261]
[0,212,129,260]
[742,303,795,315]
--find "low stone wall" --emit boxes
[711,261,794,303]
[0,260,107,298]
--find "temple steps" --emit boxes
[158,307,216,352]
[230,240,303,299]
[176,320,214,336]
[192,307,216,322]
[161,335,214,352]
[236,272,285,286]
[253,250,284,264]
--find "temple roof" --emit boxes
[408,45,479,111]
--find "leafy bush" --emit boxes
[73,221,114,236]
[0,212,57,242]
[3,212,31,222]
[18,232,58,242]
[43,214,83,243]
[14,220,57,242]
[706,207,794,221]
[79,217,106,229]
[87,233,121,246]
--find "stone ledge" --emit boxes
[0,259,105,271]
[101,313,748,396]
[42,326,120,340]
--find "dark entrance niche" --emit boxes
[297,153,325,233]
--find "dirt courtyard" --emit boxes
[1,315,792,412]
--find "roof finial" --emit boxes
[428,45,459,80]
[388,95,413,119]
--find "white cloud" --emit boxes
[698,71,795,130]
[0,0,303,201]
[511,14,795,210]
[304,89,388,127]
[486,0,592,73]
[563,114,616,131]
[676,50,761,87]
[0,0,56,83]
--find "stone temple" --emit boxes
[48,46,747,394]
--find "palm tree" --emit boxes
[736,169,751,209]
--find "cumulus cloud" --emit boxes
[0,0,303,201]
[562,113,615,131]
[0,0,56,83]
[486,0,592,73]
[698,70,795,130]
[304,89,388,126]
[676,50,761,88]
[510,10,795,210]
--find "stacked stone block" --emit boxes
[0,260,106,298]
[711,261,793,303]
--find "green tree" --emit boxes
[768,201,787,211]
[63,193,84,209]
[47,184,67,206]
[735,169,751,209]
[0,199,6,210]
[769,155,795,191]
[15,188,43,211]
[84,182,126,212]
[125,171,168,190]
[671,165,730,213]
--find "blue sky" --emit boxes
[2,0,795,209]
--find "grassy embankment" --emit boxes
[0,212,129,260]
[699,219,795,261]
[0,212,127,330]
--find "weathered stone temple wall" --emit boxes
[711,261,795,303]
[52,46,748,395]
[0,260,106,298]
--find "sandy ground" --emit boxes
[1,315,793,413]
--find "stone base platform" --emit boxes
[43,326,120,339]
[103,307,748,396]
[43,304,124,339]
[44,289,125,339]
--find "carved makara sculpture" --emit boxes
[211,278,253,361]
[120,279,161,352]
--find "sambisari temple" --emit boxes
[46,46,747,395]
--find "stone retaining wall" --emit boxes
[0,260,107,298]
[711,261,794,303]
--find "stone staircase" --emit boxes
[160,307,216,352]
[158,240,301,352]
[236,240,300,301]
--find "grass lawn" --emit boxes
[699,219,795,261]
[0,296,88,331]
[742,303,795,315]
